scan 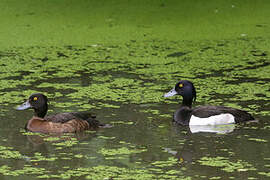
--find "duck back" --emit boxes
[191,106,254,123]
[45,112,96,123]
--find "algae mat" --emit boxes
[0,37,269,179]
[0,0,269,179]
[0,0,270,48]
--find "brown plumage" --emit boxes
[17,93,101,133]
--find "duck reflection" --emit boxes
[25,130,97,149]
[164,123,237,164]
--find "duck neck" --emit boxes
[34,104,48,118]
[182,97,193,108]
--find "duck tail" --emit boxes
[85,118,100,128]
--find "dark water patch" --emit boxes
[57,52,69,58]
[240,99,270,116]
[135,63,151,69]
[85,60,123,64]
[40,56,49,62]
[196,67,236,79]
[64,45,73,50]
[64,45,88,52]
[251,50,267,57]
[164,62,174,66]
[196,60,269,80]
[225,76,270,85]
[166,51,188,58]
[200,46,212,52]
[255,24,267,28]
[0,51,18,58]
[245,60,269,70]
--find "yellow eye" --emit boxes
[179,157,184,163]
[179,83,184,88]
[33,97,38,101]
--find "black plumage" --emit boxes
[164,80,254,125]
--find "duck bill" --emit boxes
[164,88,178,97]
[16,100,31,110]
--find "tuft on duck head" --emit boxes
[164,80,196,107]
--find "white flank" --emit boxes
[189,124,236,134]
[189,113,235,126]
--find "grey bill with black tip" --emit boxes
[16,100,31,110]
[164,88,178,97]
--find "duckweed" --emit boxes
[258,172,270,177]
[99,147,147,156]
[198,156,256,172]
[0,38,268,115]
[43,137,61,142]
[210,177,222,180]
[0,165,48,177]
[151,157,179,168]
[111,121,134,125]
[0,146,22,159]
[30,153,57,162]
[248,138,268,143]
[98,136,116,140]
[52,139,79,147]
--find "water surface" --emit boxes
[0,0,269,179]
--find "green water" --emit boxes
[0,0,269,179]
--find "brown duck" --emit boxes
[16,93,101,133]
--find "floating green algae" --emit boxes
[99,147,147,156]
[0,146,22,159]
[0,156,187,179]
[36,165,185,179]
[198,156,256,172]
[110,121,134,125]
[1,0,270,48]
[140,109,160,115]
[30,152,57,162]
[248,138,268,143]
[0,144,58,163]
[0,165,48,177]
[209,177,222,180]
[98,136,116,140]
[43,137,61,142]
[0,37,268,115]
[151,157,179,168]
[20,130,46,137]
[52,138,79,147]
[259,172,270,177]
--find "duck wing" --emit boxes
[26,117,97,133]
[191,106,254,123]
[44,112,96,123]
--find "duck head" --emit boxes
[164,80,196,107]
[16,93,48,118]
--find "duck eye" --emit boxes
[33,97,38,101]
[179,83,184,88]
